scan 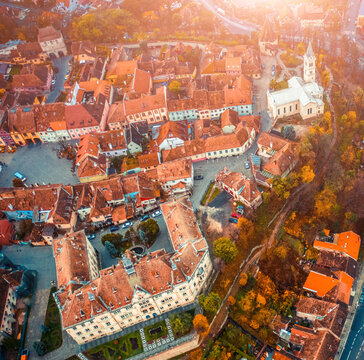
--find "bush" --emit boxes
[138,219,159,246]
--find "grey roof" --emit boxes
[268,76,323,107]
[305,41,315,58]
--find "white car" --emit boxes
[151,210,162,218]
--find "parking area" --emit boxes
[0,142,78,187]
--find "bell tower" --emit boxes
[304,42,315,83]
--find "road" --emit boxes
[46,56,72,104]
[198,0,259,35]
[341,299,364,360]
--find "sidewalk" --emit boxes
[335,261,364,360]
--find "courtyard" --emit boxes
[0,142,78,187]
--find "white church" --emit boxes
[267,42,324,120]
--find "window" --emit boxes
[278,109,280,115]
[284,107,286,114]
[295,104,298,110]
[289,105,292,112]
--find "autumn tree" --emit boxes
[12,178,24,187]
[299,165,315,183]
[274,245,288,259]
[238,217,254,247]
[239,272,248,287]
[189,348,203,360]
[198,292,221,316]
[321,70,330,88]
[168,80,182,94]
[297,42,306,55]
[314,187,337,218]
[213,237,238,263]
[227,296,236,306]
[193,314,209,336]
[272,173,298,199]
[305,246,319,261]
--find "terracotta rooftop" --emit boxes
[107,102,127,126]
[132,68,152,94]
[220,109,240,129]
[38,26,63,43]
[153,120,188,147]
[107,60,138,78]
[12,64,50,89]
[77,153,107,179]
[161,196,204,250]
[34,102,66,132]
[156,158,192,184]
[314,231,361,261]
[216,168,261,203]
[53,230,93,291]
[8,106,36,133]
[258,131,291,152]
[65,103,105,129]
[138,153,160,169]
[71,40,96,57]
[124,89,166,115]
[76,134,100,165]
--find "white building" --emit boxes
[267,44,323,120]
[54,197,212,345]
[37,26,67,58]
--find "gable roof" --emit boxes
[38,26,63,43]
[132,68,152,94]
[259,18,277,43]
[314,231,361,260]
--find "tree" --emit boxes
[297,42,306,55]
[306,246,319,261]
[282,125,296,140]
[105,241,119,258]
[110,155,125,172]
[198,292,221,315]
[170,312,193,337]
[138,218,159,246]
[321,70,330,88]
[189,348,203,360]
[101,233,123,247]
[238,217,254,248]
[168,80,182,94]
[18,219,33,240]
[314,187,337,218]
[352,86,364,119]
[33,341,47,356]
[299,165,315,183]
[193,314,209,335]
[239,273,248,287]
[213,237,238,263]
[12,178,25,187]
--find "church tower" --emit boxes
[304,42,315,83]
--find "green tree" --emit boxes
[198,292,221,316]
[105,241,119,258]
[138,218,159,245]
[101,233,123,247]
[213,237,238,263]
[168,80,182,94]
[282,125,296,140]
[170,312,193,337]
[110,155,125,172]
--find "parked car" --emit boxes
[110,226,120,232]
[87,234,96,240]
[272,64,275,71]
[54,67,59,73]
[194,175,204,180]
[231,213,239,219]
[21,349,29,360]
[151,210,162,218]
[237,205,244,215]
[244,162,250,169]
[140,214,150,222]
[14,171,27,182]
[229,217,238,224]
[121,221,133,229]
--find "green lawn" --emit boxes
[41,287,63,354]
[144,321,168,342]
[85,330,143,360]
[201,182,220,205]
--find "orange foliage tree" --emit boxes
[193,314,209,336]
